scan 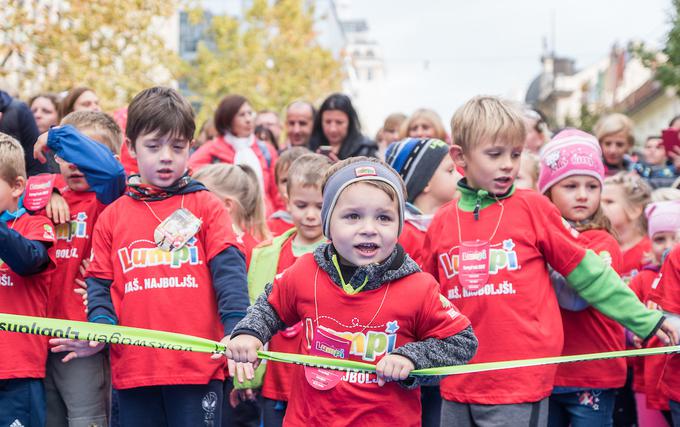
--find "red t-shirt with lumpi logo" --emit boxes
[261,234,301,402]
[421,189,587,404]
[398,221,426,265]
[0,214,56,379]
[621,236,652,283]
[649,246,680,403]
[553,229,627,389]
[267,253,470,427]
[44,190,105,321]
[87,190,241,389]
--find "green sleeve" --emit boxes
[567,250,663,339]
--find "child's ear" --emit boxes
[449,145,466,168]
[223,197,234,214]
[125,137,137,158]
[11,176,26,199]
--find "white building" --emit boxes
[525,43,663,143]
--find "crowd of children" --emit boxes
[2,86,680,427]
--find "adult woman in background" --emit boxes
[189,94,281,213]
[308,93,377,160]
[30,93,60,134]
[60,87,101,119]
[401,108,448,142]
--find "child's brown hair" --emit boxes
[275,146,311,185]
[126,87,195,148]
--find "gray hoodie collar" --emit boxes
[313,242,420,292]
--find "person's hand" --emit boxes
[49,338,105,362]
[225,334,263,364]
[229,388,257,408]
[655,319,680,346]
[74,279,88,311]
[46,192,70,224]
[375,354,415,387]
[33,132,50,164]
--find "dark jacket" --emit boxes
[337,134,378,160]
[0,91,47,176]
[309,133,378,160]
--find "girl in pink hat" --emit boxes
[539,129,627,427]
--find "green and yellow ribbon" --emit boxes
[1,313,678,376]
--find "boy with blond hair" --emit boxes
[0,133,57,427]
[420,96,678,426]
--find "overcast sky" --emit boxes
[204,0,673,127]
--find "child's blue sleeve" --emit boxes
[210,246,250,335]
[0,221,50,276]
[87,276,118,325]
[47,125,126,205]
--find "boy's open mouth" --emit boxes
[494,176,511,183]
[355,242,379,255]
[157,168,174,179]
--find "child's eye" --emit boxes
[511,151,522,159]
[344,213,360,220]
[377,214,393,222]
[295,203,307,209]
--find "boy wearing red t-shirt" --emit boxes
[244,153,331,427]
[228,157,478,427]
[33,111,126,427]
[0,133,56,427]
[419,96,677,427]
[51,87,250,426]
[385,138,461,265]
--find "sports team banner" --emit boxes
[1,313,678,376]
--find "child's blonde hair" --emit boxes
[594,113,634,147]
[193,164,270,241]
[450,96,526,153]
[0,133,26,182]
[275,146,310,185]
[322,156,407,202]
[287,154,332,195]
[604,172,652,234]
[61,111,123,154]
[651,187,680,202]
[401,108,447,141]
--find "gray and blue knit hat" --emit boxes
[321,160,406,238]
[385,138,450,203]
